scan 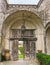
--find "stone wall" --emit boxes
[38,0,50,25]
[0,0,50,61]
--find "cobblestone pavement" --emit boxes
[0,59,40,65]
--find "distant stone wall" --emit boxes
[38,0,50,26]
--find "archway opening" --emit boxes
[18,41,24,60]
[46,26,50,54]
[1,10,43,61]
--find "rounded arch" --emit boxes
[1,10,44,52]
[2,10,43,33]
[46,22,50,32]
[46,22,50,54]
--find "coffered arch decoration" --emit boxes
[1,10,44,51]
[2,10,43,31]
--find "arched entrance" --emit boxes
[1,10,43,60]
[9,24,37,60]
[46,23,50,54]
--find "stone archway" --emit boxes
[46,23,50,54]
[1,10,44,60]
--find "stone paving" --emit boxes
[0,59,40,65]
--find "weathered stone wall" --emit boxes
[38,0,50,54]
[0,0,44,55]
[0,0,50,58]
[38,0,50,26]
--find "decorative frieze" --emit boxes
[6,5,39,17]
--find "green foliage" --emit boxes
[36,53,50,65]
[18,47,24,59]
[18,47,24,54]
[18,54,24,59]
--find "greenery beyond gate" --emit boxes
[18,47,24,59]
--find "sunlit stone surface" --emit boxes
[0,0,50,64]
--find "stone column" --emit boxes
[25,41,30,59]
[12,40,18,60]
[0,13,5,62]
[43,12,47,53]
[0,0,7,61]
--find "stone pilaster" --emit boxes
[0,0,7,13]
[0,13,5,61]
[0,0,7,62]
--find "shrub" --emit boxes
[36,53,50,65]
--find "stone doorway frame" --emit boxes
[9,28,37,60]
